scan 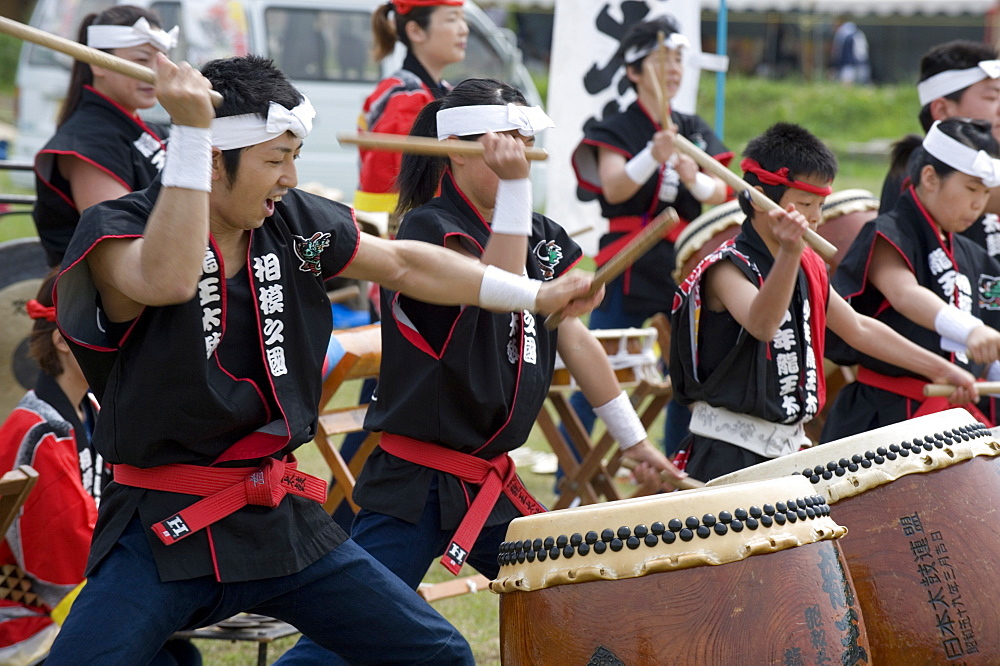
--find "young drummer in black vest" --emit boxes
[46,55,602,665]
[824,118,1000,441]
[670,123,977,482]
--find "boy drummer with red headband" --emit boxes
[669,123,977,482]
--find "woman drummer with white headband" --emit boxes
[32,6,178,267]
[824,118,1000,441]
[357,77,686,587]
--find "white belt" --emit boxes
[688,402,810,459]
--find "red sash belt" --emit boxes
[594,215,687,267]
[379,433,544,575]
[856,366,991,424]
[114,457,327,546]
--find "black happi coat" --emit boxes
[34,86,168,267]
[57,180,361,582]
[823,186,1000,440]
[670,220,829,425]
[356,173,582,531]
[573,100,731,313]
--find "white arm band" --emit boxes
[934,304,983,349]
[490,178,533,236]
[479,264,541,312]
[594,391,647,450]
[624,143,660,185]
[162,125,212,192]
[686,172,717,202]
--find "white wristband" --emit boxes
[593,391,646,450]
[624,143,660,185]
[686,172,717,202]
[934,304,983,349]
[162,125,212,192]
[479,264,540,312]
[491,178,533,236]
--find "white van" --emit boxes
[13,0,545,206]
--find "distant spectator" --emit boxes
[831,20,871,85]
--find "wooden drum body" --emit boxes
[672,199,743,286]
[711,409,1000,663]
[816,189,879,275]
[492,476,869,665]
[551,327,660,391]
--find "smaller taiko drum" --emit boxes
[672,199,743,285]
[550,327,660,391]
[492,475,868,665]
[710,409,1000,664]
[816,188,879,274]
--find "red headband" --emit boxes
[739,158,833,197]
[392,0,463,14]
[26,299,56,323]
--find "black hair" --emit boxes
[371,3,437,61]
[738,122,838,217]
[907,117,1000,186]
[395,78,528,214]
[917,40,998,131]
[619,16,682,91]
[59,5,164,127]
[28,268,62,377]
[200,55,305,184]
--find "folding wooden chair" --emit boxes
[315,324,382,515]
[536,322,674,510]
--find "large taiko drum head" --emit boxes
[710,409,1000,663]
[492,475,868,665]
[0,238,46,415]
[672,199,743,285]
[816,188,879,274]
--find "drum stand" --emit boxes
[539,320,674,510]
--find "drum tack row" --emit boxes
[491,408,999,665]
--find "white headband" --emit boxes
[623,32,690,66]
[87,17,178,54]
[923,121,1000,188]
[436,103,554,141]
[211,98,316,150]
[917,60,1000,106]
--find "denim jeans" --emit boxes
[46,515,472,665]
[277,477,511,664]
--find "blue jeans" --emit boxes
[278,477,512,664]
[556,280,691,489]
[47,516,472,666]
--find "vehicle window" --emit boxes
[443,25,508,85]
[27,0,114,69]
[264,8,378,83]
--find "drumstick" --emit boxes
[544,207,679,330]
[338,133,549,161]
[636,31,837,263]
[0,16,223,107]
[619,457,706,490]
[924,382,1000,397]
[569,225,594,239]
